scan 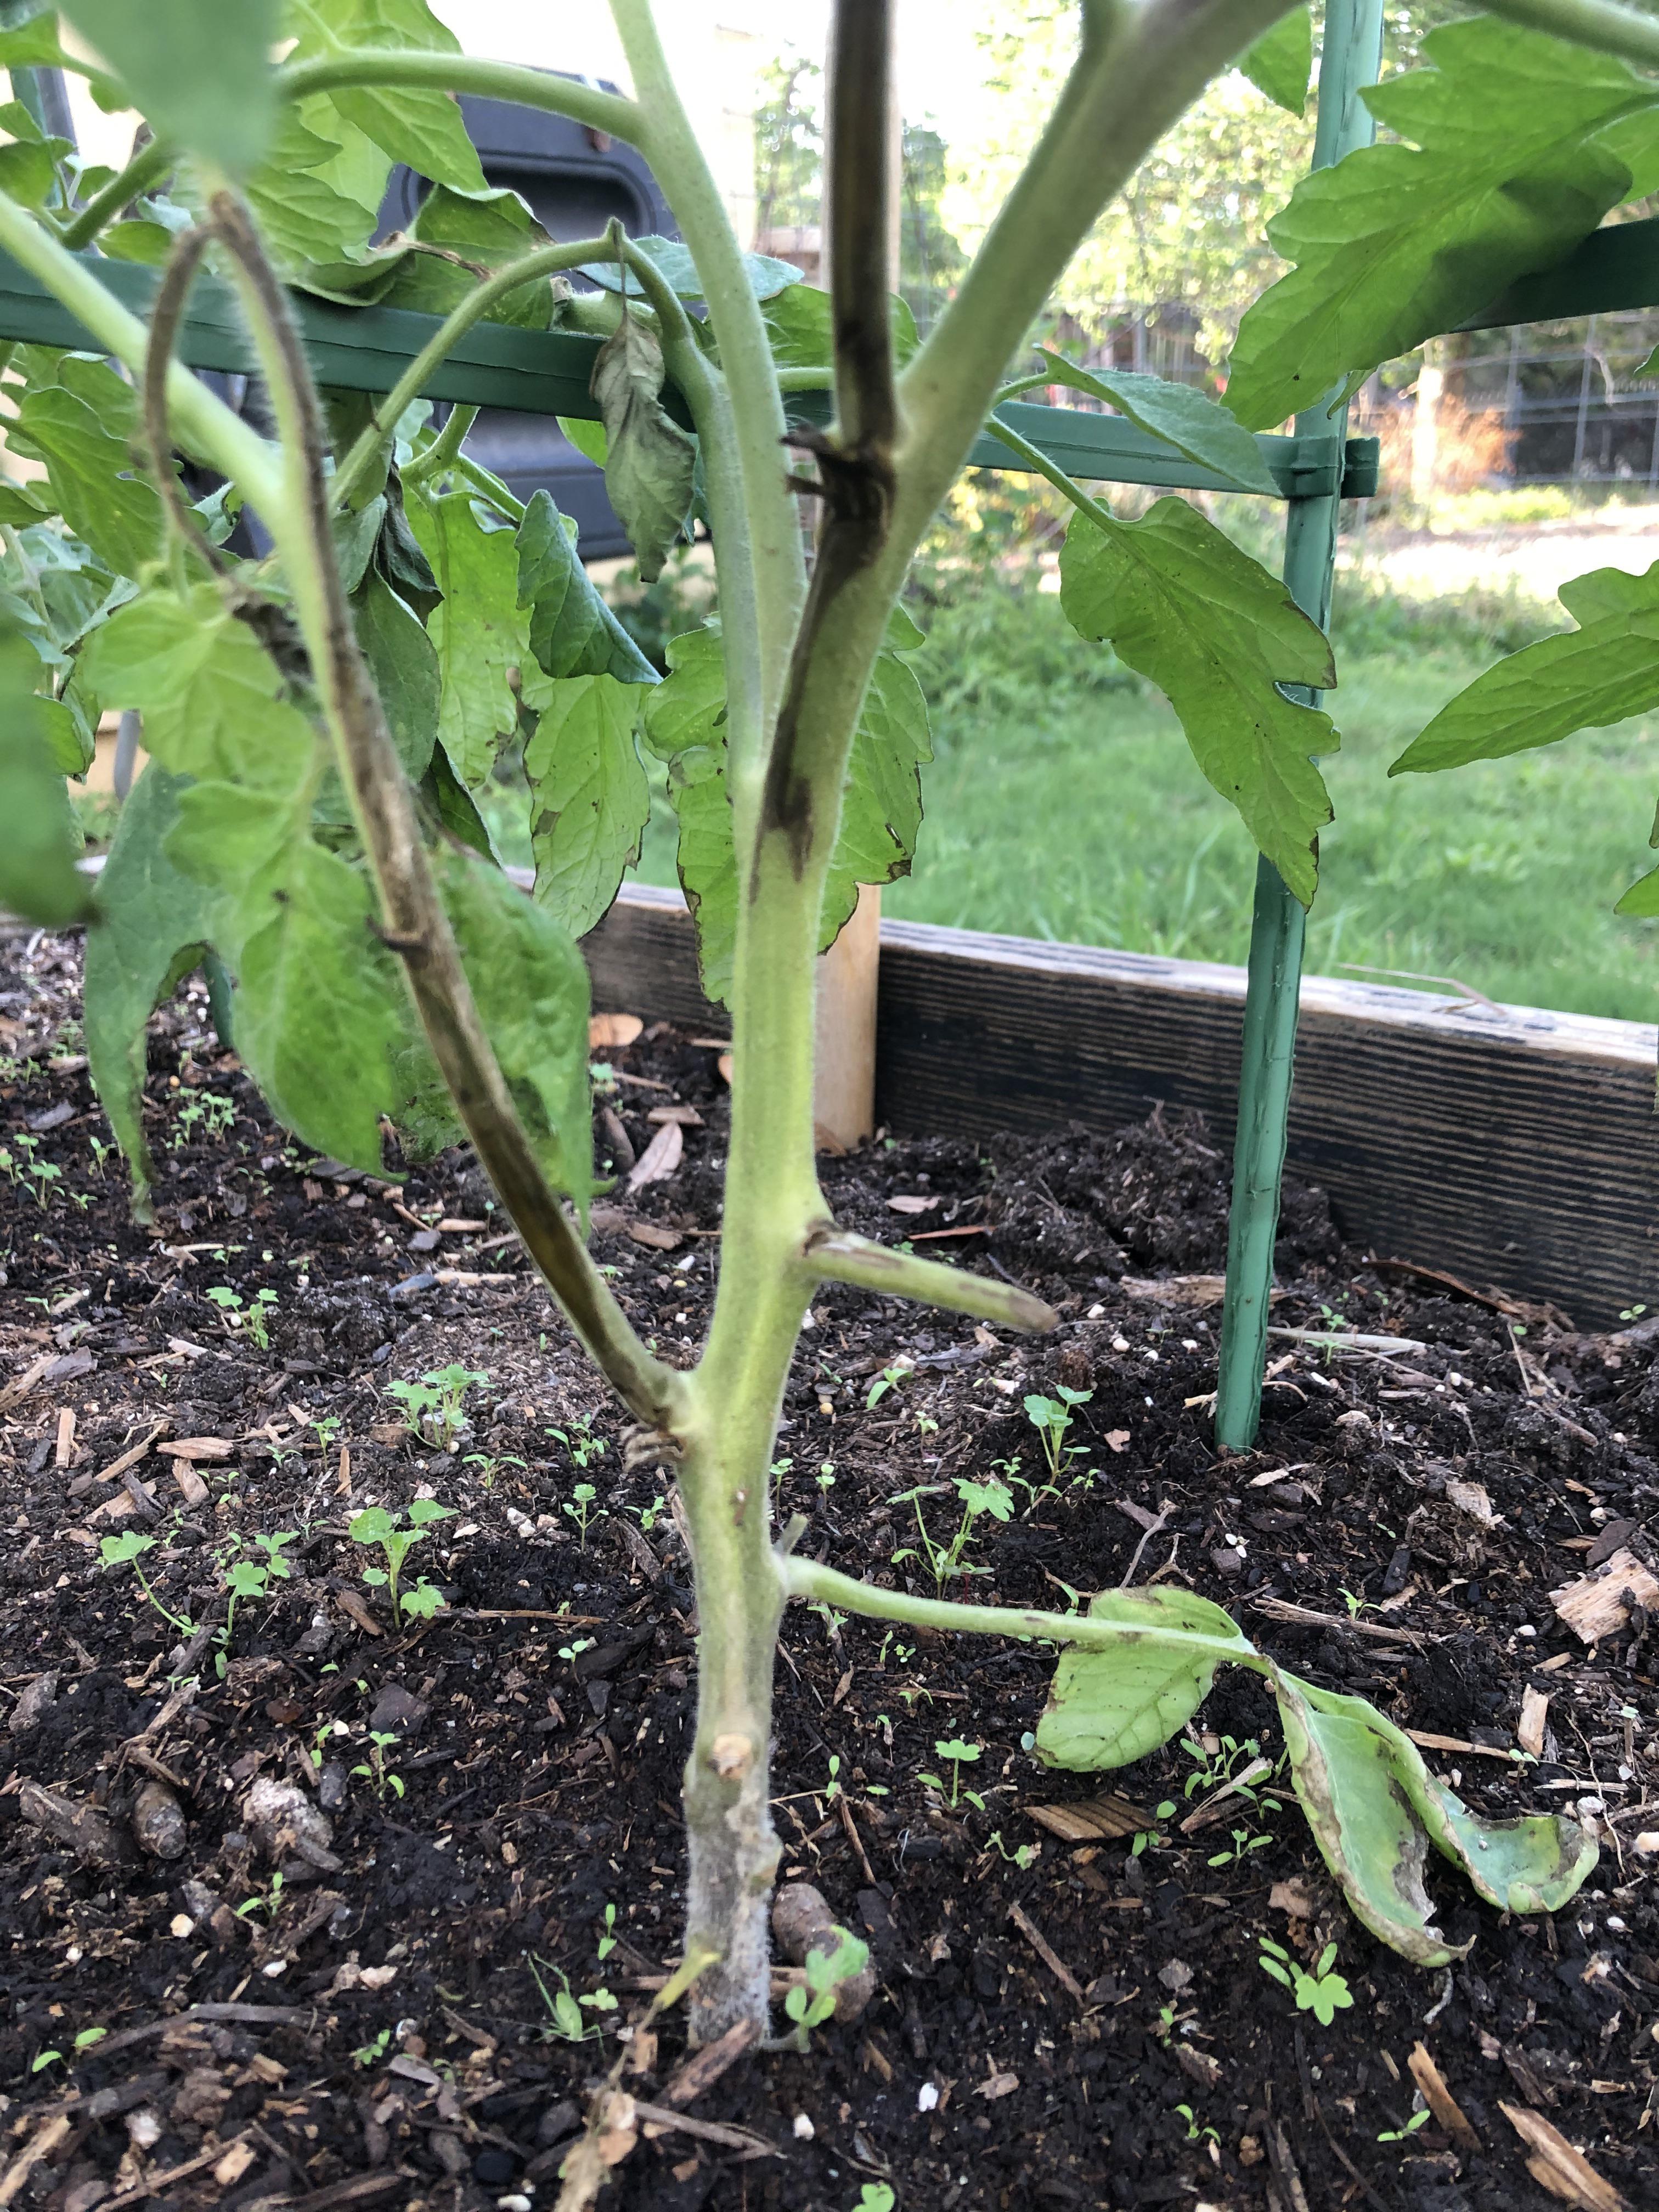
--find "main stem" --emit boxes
[1213,0,1385,1452]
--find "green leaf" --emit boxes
[217,832,402,1173]
[577,235,803,302]
[1059,498,1336,903]
[1036,353,1279,496]
[590,311,696,585]
[0,630,91,927]
[295,0,486,194]
[1272,1669,1596,1965]
[83,765,219,1215]
[1238,6,1311,115]
[558,415,607,470]
[516,488,658,685]
[761,282,919,373]
[1392,558,1659,776]
[1226,21,1659,430]
[244,100,386,279]
[11,368,164,578]
[59,0,280,176]
[352,567,439,781]
[1617,864,1659,916]
[639,625,737,1001]
[437,847,592,1212]
[78,585,313,791]
[0,99,71,210]
[380,185,556,330]
[405,486,528,787]
[422,738,495,858]
[1034,1587,1255,1771]
[820,645,933,949]
[523,673,651,938]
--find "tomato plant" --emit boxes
[0,0,1615,2041]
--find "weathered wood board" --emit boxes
[584,884,1658,1329]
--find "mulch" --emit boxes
[1,923,1656,2212]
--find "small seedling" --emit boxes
[1,1135,61,1210]
[922,1737,982,1809]
[782,1929,869,2050]
[1131,1801,1178,1858]
[890,1475,1013,1590]
[596,1903,619,1962]
[1180,1733,1267,1799]
[528,1955,609,2044]
[1378,2107,1431,2145]
[172,1089,236,1146]
[387,1365,487,1449]
[1175,2103,1219,2146]
[1023,1385,1092,1484]
[353,2026,393,2068]
[633,1492,667,1533]
[235,1870,284,1923]
[1207,1824,1274,1869]
[352,1729,404,1801]
[205,1283,278,1350]
[559,1635,597,1662]
[99,1531,198,1637]
[866,1362,912,1409]
[88,1134,115,1180]
[563,1481,601,1545]
[348,1499,455,1624]
[464,1450,526,1489]
[31,2026,105,2073]
[1339,1587,1376,1621]
[1259,1938,1353,2025]
[816,1460,837,1497]
[857,2187,896,2212]
[547,1410,606,1468]
[985,1829,1040,1870]
[823,1752,842,1802]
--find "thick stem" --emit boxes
[279,51,638,140]
[1476,0,1659,65]
[203,188,684,1434]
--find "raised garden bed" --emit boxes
[2,930,1656,2211]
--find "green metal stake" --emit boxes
[1214,0,1386,1453]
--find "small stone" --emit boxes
[536,2100,580,2149]
[170,1913,193,1939]
[368,1682,428,1738]
[473,2148,517,2186]
[9,1669,58,1736]
[917,2082,940,2112]
[243,1777,341,1871]
[793,2113,815,2141]
[132,1779,188,1860]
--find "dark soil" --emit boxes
[2,926,1657,2212]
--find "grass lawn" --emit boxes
[484,544,1659,1026]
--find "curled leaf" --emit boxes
[590,309,696,584]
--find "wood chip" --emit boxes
[1119,1272,1227,1306]
[886,1194,939,1215]
[1405,1729,1516,1761]
[1409,2041,1481,2150]
[156,1436,234,1462]
[1518,1685,1551,1759]
[1007,1899,1087,2004]
[335,1589,384,1637]
[627,1220,684,1252]
[172,1463,210,1508]
[647,1103,703,1126]
[436,1217,488,1234]
[1499,2101,1628,2210]
[0,1352,57,1415]
[0,2114,71,2207]
[1026,1795,1152,1843]
[662,2018,758,2108]
[92,1420,170,1486]
[54,1406,76,1468]
[975,2070,1020,2100]
[625,1119,683,1193]
[1551,1549,1659,1644]
[589,1012,644,1048]
[1446,1478,1499,1527]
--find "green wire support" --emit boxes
[1213,0,1386,1454]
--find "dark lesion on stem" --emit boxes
[186,189,683,1435]
[757,0,899,872]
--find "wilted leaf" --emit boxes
[1059,498,1336,903]
[1226,21,1659,430]
[590,309,696,583]
[0,631,91,927]
[1272,1669,1596,1965]
[380,184,556,329]
[1238,5,1312,115]
[60,0,280,176]
[524,673,651,938]
[515,489,658,684]
[1034,1587,1254,1771]
[1037,354,1279,494]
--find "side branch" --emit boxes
[1475,0,1659,65]
[780,1555,1265,1670]
[827,0,898,456]
[140,225,235,578]
[206,190,685,1435]
[804,1228,1056,1333]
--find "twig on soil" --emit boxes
[631,2098,780,2156]
[1251,1595,1437,1649]
[0,2115,70,2208]
[661,2018,759,2108]
[1007,1900,1086,2005]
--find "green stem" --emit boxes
[402,403,476,486]
[134,1565,197,1639]
[981,409,1116,522]
[804,1228,1057,1332]
[61,137,172,250]
[1214,0,1385,1454]
[1477,0,1659,65]
[0,192,281,511]
[330,236,616,510]
[279,51,639,141]
[780,1553,1266,1673]
[452,452,524,524]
